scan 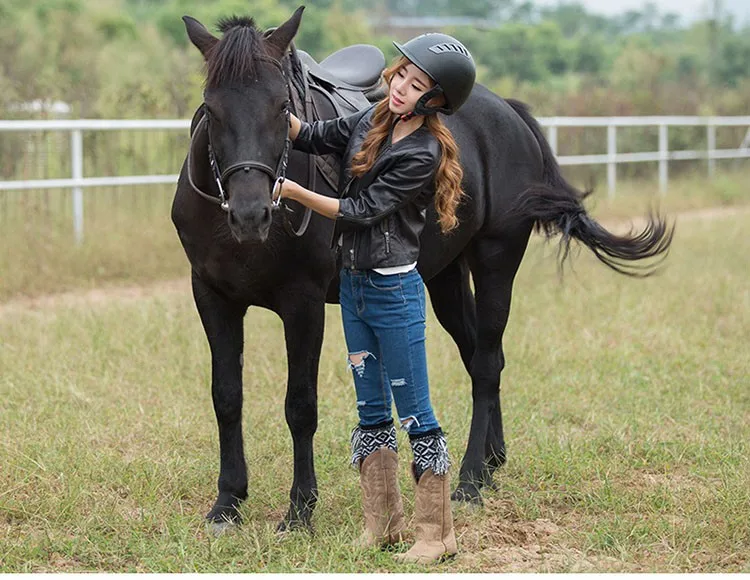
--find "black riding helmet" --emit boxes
[393,32,476,116]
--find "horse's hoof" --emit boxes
[206,493,244,526]
[485,479,499,492]
[276,516,313,536]
[451,484,484,506]
[451,498,481,514]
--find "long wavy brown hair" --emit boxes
[350,57,464,233]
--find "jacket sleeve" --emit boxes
[292,107,371,156]
[335,150,438,232]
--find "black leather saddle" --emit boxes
[298,44,386,91]
[298,44,387,108]
[290,44,387,194]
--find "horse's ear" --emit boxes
[183,15,219,59]
[265,6,304,59]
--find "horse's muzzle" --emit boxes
[227,201,273,243]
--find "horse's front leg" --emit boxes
[192,271,248,529]
[277,287,325,532]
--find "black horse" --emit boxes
[171,7,673,531]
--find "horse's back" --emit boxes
[450,84,544,211]
[418,85,543,279]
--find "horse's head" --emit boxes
[184,8,303,243]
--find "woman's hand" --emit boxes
[272,178,299,202]
[272,177,340,219]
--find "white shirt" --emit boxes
[373,262,417,275]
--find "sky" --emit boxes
[531,0,750,24]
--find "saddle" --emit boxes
[298,44,387,107]
[291,44,387,192]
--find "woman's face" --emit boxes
[388,63,434,116]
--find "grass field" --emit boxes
[0,173,749,571]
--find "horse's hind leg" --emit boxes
[192,272,248,528]
[276,288,325,532]
[454,234,529,504]
[425,256,477,372]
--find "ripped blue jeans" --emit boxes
[340,267,440,436]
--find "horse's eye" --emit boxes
[205,106,221,124]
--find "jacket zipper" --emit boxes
[346,129,394,269]
[342,177,355,196]
[373,142,393,261]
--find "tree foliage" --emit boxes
[0,0,748,118]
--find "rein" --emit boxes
[186,52,311,237]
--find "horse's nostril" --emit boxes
[226,205,271,232]
[228,209,237,226]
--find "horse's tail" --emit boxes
[506,98,674,277]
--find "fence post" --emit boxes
[658,124,668,195]
[707,121,716,177]
[548,124,558,156]
[607,124,617,198]
[71,129,84,244]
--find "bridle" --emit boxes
[186,54,292,213]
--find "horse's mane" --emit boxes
[206,16,268,88]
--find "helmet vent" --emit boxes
[428,43,471,59]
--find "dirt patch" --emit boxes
[455,513,632,572]
[457,543,632,572]
[0,277,190,319]
[451,498,635,572]
[625,468,721,497]
[598,204,750,236]
[43,552,87,572]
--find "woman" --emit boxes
[274,33,475,563]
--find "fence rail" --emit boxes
[543,116,750,197]
[1,116,749,243]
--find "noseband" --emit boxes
[186,55,292,213]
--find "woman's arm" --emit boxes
[275,179,340,220]
[335,150,438,231]
[275,148,439,226]
[288,113,302,141]
[290,106,372,156]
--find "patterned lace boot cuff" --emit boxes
[410,431,451,480]
[350,423,398,467]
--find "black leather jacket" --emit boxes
[293,105,441,270]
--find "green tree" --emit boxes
[716,30,750,87]
[2,0,749,122]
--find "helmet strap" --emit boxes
[413,85,453,116]
[395,85,451,123]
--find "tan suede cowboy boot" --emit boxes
[394,466,457,564]
[355,447,406,548]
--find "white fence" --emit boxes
[544,116,750,196]
[1,116,749,243]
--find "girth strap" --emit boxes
[280,45,314,239]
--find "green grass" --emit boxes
[586,166,750,220]
[0,185,185,301]
[1,189,749,571]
